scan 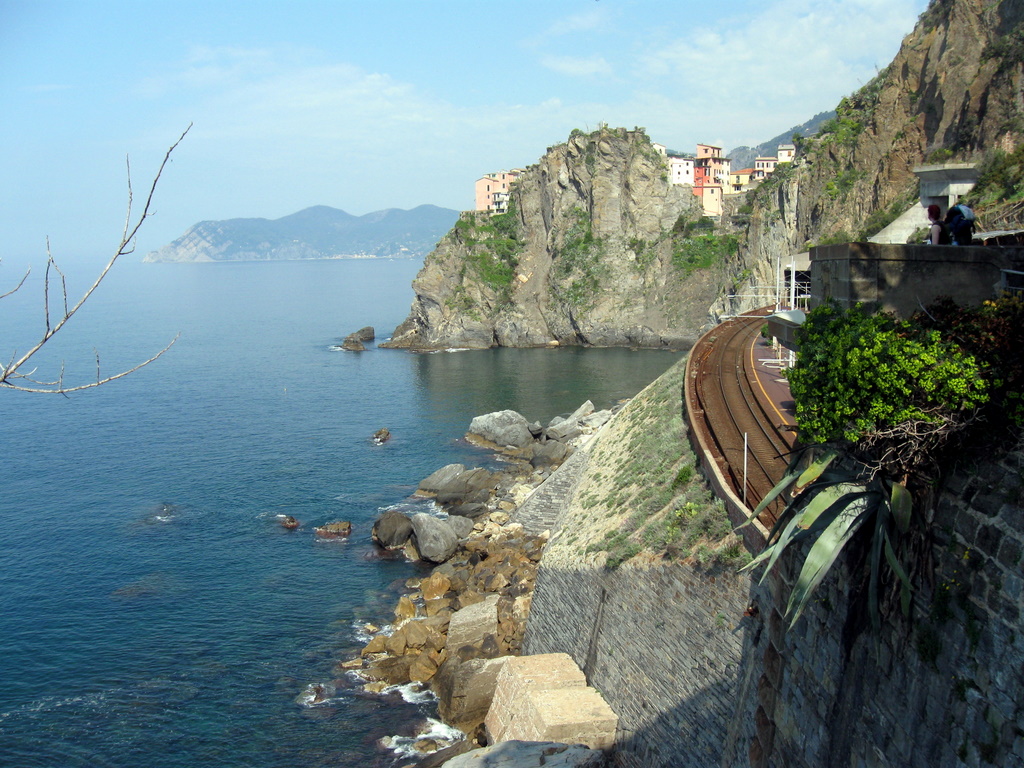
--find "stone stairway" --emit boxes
[512,442,592,535]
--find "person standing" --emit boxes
[927,204,950,244]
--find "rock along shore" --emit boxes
[339,400,617,764]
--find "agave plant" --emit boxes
[738,446,913,632]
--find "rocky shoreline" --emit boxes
[339,401,615,764]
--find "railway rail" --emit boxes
[690,309,795,528]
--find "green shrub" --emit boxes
[788,301,989,444]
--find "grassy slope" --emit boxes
[543,355,749,570]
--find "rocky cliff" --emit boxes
[383,128,731,350]
[723,0,1024,315]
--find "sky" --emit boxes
[0,0,930,264]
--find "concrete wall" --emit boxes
[525,557,750,768]
[723,443,1024,768]
[810,242,1024,317]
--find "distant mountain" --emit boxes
[726,111,835,171]
[143,204,460,263]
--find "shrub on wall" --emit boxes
[787,301,989,446]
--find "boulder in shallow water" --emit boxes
[417,464,467,496]
[351,326,375,342]
[341,337,366,351]
[372,510,413,549]
[468,410,534,450]
[315,521,352,538]
[431,467,499,507]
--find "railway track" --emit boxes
[692,311,794,527]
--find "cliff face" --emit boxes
[722,0,1024,315]
[383,128,726,350]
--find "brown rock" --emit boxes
[456,591,486,609]
[425,597,454,616]
[363,655,413,685]
[361,634,387,656]
[404,620,431,649]
[314,521,352,537]
[421,572,452,601]
[433,656,511,736]
[409,652,440,683]
[395,595,417,621]
[385,629,408,656]
[484,573,511,592]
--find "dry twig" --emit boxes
[1,126,190,393]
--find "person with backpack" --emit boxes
[927,204,950,244]
[945,202,976,245]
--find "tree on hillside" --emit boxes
[1,126,190,394]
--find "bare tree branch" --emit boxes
[1,125,191,394]
[0,266,30,301]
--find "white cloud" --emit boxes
[539,55,614,78]
[543,8,611,37]
[633,0,923,143]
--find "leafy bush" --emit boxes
[787,301,989,444]
[912,295,1024,426]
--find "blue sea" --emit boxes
[0,258,678,767]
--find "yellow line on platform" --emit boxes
[747,331,795,429]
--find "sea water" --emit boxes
[0,258,678,767]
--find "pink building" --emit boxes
[696,144,729,185]
[475,170,522,214]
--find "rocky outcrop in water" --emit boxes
[382,128,728,350]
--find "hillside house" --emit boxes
[668,151,695,186]
[752,156,778,180]
[729,168,754,192]
[696,144,730,185]
[475,170,522,214]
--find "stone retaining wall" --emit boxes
[723,444,1024,768]
[525,557,750,767]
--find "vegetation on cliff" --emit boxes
[727,0,1024,317]
[385,126,729,350]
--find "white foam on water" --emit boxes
[380,717,465,759]
[294,682,340,708]
[384,681,437,705]
[0,691,109,722]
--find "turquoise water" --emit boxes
[0,259,679,767]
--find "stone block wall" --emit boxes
[524,557,750,767]
[723,443,1024,768]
